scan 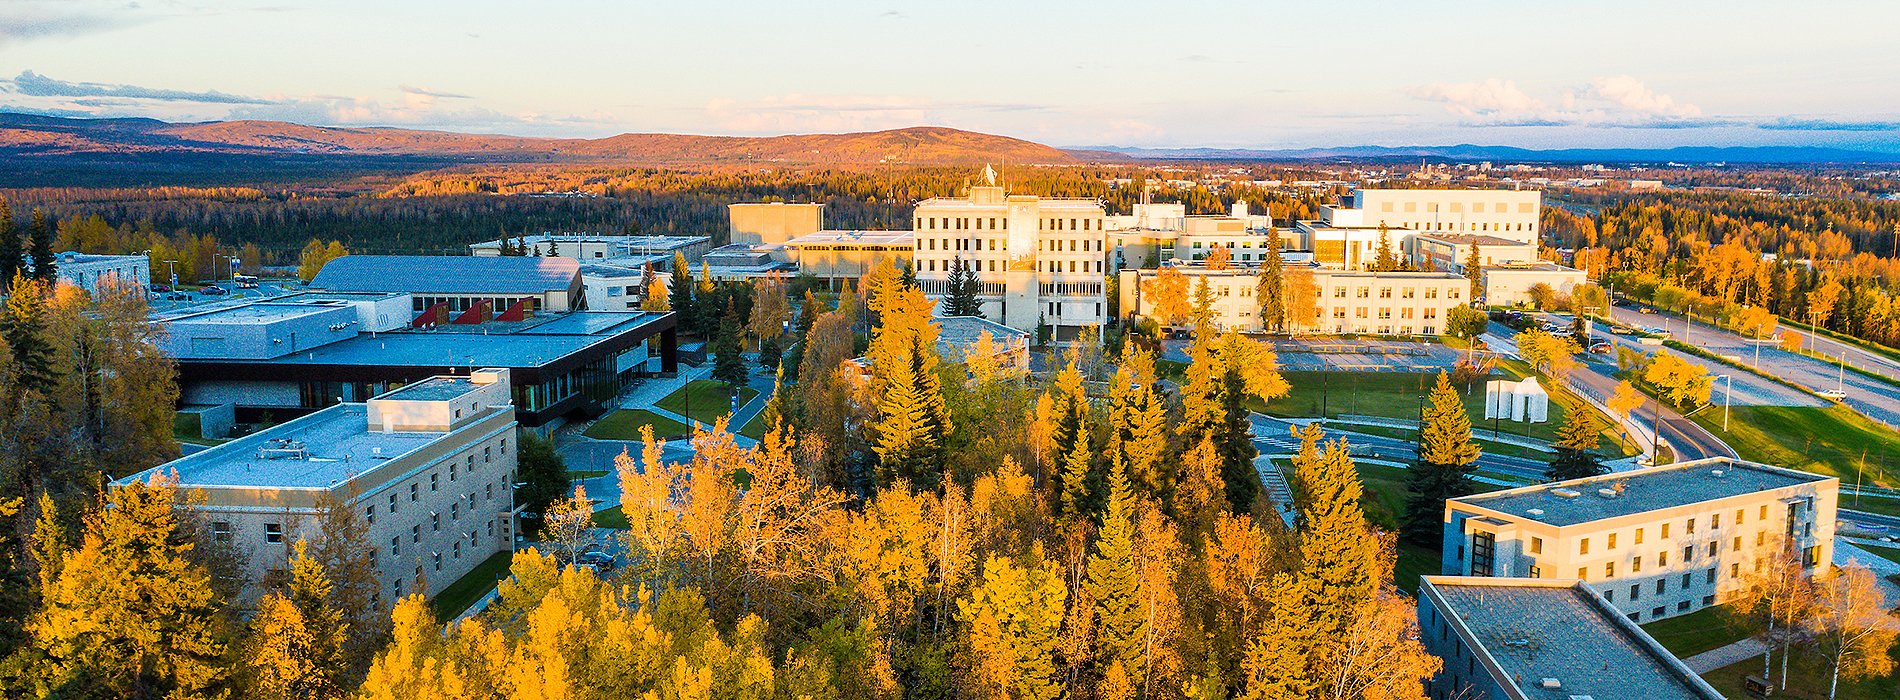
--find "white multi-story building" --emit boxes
[912,186,1109,337]
[1116,264,1467,335]
[469,234,712,263]
[1441,457,1836,624]
[1324,188,1542,244]
[116,370,522,605]
[53,252,149,295]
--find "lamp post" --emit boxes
[1684,303,1694,344]
[1754,324,1763,368]
[1714,374,1732,432]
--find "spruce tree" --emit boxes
[867,270,949,489]
[1107,346,1170,501]
[1190,276,1216,335]
[1405,371,1481,543]
[712,304,748,389]
[0,198,20,283]
[546,238,559,257]
[29,208,55,283]
[669,252,695,331]
[1464,243,1484,303]
[246,542,347,700]
[1293,426,1377,641]
[757,334,781,372]
[1373,226,1396,272]
[943,257,984,318]
[1547,409,1606,481]
[1085,460,1145,678]
[1258,229,1285,331]
[1047,359,1100,518]
[4,274,58,400]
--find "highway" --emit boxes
[1603,305,1900,427]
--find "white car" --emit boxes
[1818,388,1847,400]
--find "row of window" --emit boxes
[915,216,1107,232]
[1334,285,1452,299]
[375,441,507,518]
[387,519,508,600]
[1568,502,1809,558]
[1376,201,1536,214]
[1324,325,1439,336]
[1328,306,1441,320]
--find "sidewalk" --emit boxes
[1682,637,1766,673]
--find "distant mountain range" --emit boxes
[0,113,1077,166]
[1070,143,1900,164]
[4,112,1897,177]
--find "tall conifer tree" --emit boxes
[0,198,19,283]
[1546,409,1606,481]
[1086,460,1144,685]
[1257,229,1285,331]
[1404,371,1481,543]
[28,209,55,282]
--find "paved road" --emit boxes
[1251,414,1553,482]
[1536,312,1820,408]
[1605,306,1900,427]
[1494,320,1737,462]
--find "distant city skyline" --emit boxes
[2,0,1897,151]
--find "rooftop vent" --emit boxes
[1597,488,1619,499]
[1540,678,1562,690]
[1551,488,1581,498]
[1527,508,1545,517]
[1711,469,1727,478]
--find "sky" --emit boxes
[3,0,1899,152]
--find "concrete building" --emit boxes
[116,370,521,604]
[1288,221,1408,271]
[1441,458,1836,623]
[312,255,586,315]
[1482,262,1589,306]
[1323,188,1542,244]
[1418,577,1725,700]
[782,230,915,290]
[53,252,150,295]
[1117,265,1467,335]
[579,264,667,312]
[912,186,1108,337]
[1408,233,1537,273]
[468,234,712,263]
[1106,201,1278,269]
[161,294,677,429]
[699,244,798,282]
[728,202,825,245]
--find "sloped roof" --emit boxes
[312,255,580,295]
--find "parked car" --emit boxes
[150,284,172,292]
[1590,341,1614,354]
[1647,329,1673,340]
[576,550,616,572]
[1610,326,1633,335]
[199,286,229,295]
[1818,388,1847,400]
[1638,306,1655,314]
[166,292,192,301]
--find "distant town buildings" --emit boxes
[1117,265,1467,335]
[119,370,521,604]
[53,252,149,296]
[1441,457,1837,623]
[468,233,711,263]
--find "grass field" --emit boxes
[1638,605,1755,658]
[739,411,771,440]
[428,550,514,622]
[1257,368,1576,444]
[1683,404,1900,488]
[591,505,631,529]
[1702,649,1900,700]
[583,409,690,440]
[655,380,758,424]
[1344,461,1512,595]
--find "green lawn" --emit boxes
[1258,368,1575,443]
[739,411,771,440]
[1702,649,1900,700]
[567,469,609,480]
[1683,404,1900,488]
[591,505,630,529]
[1343,461,1512,595]
[584,409,690,440]
[1851,542,1900,566]
[428,550,515,622]
[655,380,758,424]
[1638,604,1755,658]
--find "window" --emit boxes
[1630,584,1641,600]
[1656,579,1667,595]
[1470,531,1495,577]
[1687,517,1696,534]
[1530,537,1543,555]
[1356,307,1368,318]
[1379,287,1392,298]
[1402,287,1415,299]
[1424,288,1437,299]
[1605,590,1614,602]
[213,522,232,542]
[1757,531,1765,546]
[454,542,462,559]
[1605,562,1615,578]
[389,493,399,513]
[501,438,507,455]
[1712,513,1721,529]
[1706,567,1717,584]
[1708,542,1718,557]
[1703,595,1716,606]
[1682,573,1693,588]
[1635,528,1645,545]
[431,474,438,492]
[394,578,403,597]
[1448,288,1461,299]
[1659,550,1668,567]
[1684,545,1694,562]
[451,503,459,520]
[1662,523,1670,538]
[266,523,283,543]
[1760,505,1769,521]
[1652,606,1666,618]
[451,463,458,482]
[1335,287,1347,298]
[1608,533,1618,549]
[484,446,492,463]
[412,525,420,543]
[1580,538,1590,555]
[1678,601,1692,612]
[1357,287,1370,298]
[1731,563,1741,579]
[432,513,440,532]
[1632,556,1642,572]
[391,537,401,556]
[486,484,493,501]
[433,552,442,571]
[1733,536,1742,551]
[1736,508,1745,525]
[1577,567,1588,581]
[411,484,419,501]
[366,506,376,525]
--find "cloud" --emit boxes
[1408,75,1707,128]
[8,70,275,104]
[702,93,1046,134]
[399,85,474,100]
[0,2,149,47]
[1589,75,1700,117]
[1758,118,1900,132]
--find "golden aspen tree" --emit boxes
[246,541,347,700]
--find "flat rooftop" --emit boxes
[783,230,916,247]
[1484,262,1581,273]
[1427,578,1720,700]
[189,311,669,369]
[165,300,351,324]
[379,376,479,402]
[1457,458,1830,527]
[917,197,1103,210]
[312,255,580,295]
[133,403,446,490]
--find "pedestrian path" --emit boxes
[1254,455,1296,528]
[1681,637,1766,673]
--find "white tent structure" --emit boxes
[1483,376,1549,423]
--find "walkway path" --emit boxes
[1682,638,1767,673]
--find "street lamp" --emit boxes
[1714,374,1732,432]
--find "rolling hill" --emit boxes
[0,113,1079,166]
